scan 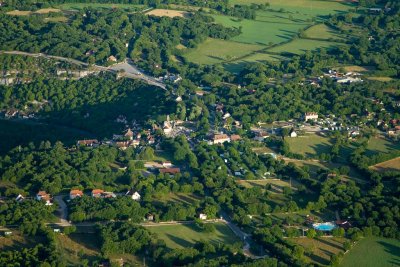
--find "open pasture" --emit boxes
[230,0,352,16]
[370,157,400,173]
[286,133,333,157]
[304,24,346,41]
[267,38,344,55]
[212,14,308,45]
[365,137,400,155]
[184,38,264,65]
[146,9,190,18]
[341,237,400,267]
[147,223,241,249]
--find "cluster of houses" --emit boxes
[76,128,157,150]
[323,70,363,84]
[215,103,242,130]
[69,188,141,201]
[3,109,36,119]
[156,73,182,84]
[382,119,400,139]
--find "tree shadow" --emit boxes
[377,240,400,265]
[165,233,193,248]
[1,74,176,153]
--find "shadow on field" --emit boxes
[377,241,400,265]
[166,233,193,247]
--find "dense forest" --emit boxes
[0,9,239,75]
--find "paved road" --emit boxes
[220,211,268,259]
[0,51,166,90]
[54,195,71,226]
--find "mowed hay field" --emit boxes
[147,223,241,249]
[184,38,264,65]
[370,157,400,173]
[341,237,400,267]
[7,8,61,16]
[286,133,333,157]
[146,9,190,18]
[6,10,33,15]
[289,237,347,266]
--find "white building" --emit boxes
[126,190,141,201]
[304,112,319,121]
[199,213,207,220]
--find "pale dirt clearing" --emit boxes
[146,9,190,18]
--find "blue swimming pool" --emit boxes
[312,222,336,231]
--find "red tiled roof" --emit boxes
[92,189,104,194]
[214,134,229,140]
[70,189,83,195]
[77,139,98,145]
[230,134,241,141]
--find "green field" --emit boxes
[223,52,287,73]
[184,0,352,71]
[286,134,333,157]
[365,137,400,155]
[304,24,346,41]
[230,0,352,16]
[184,38,264,65]
[212,14,308,45]
[341,237,400,267]
[147,223,241,249]
[267,38,344,54]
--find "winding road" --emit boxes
[0,50,166,90]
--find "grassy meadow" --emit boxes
[370,157,400,173]
[184,38,264,65]
[212,14,308,45]
[147,223,241,249]
[341,237,400,267]
[183,0,351,71]
[304,24,346,41]
[286,133,333,157]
